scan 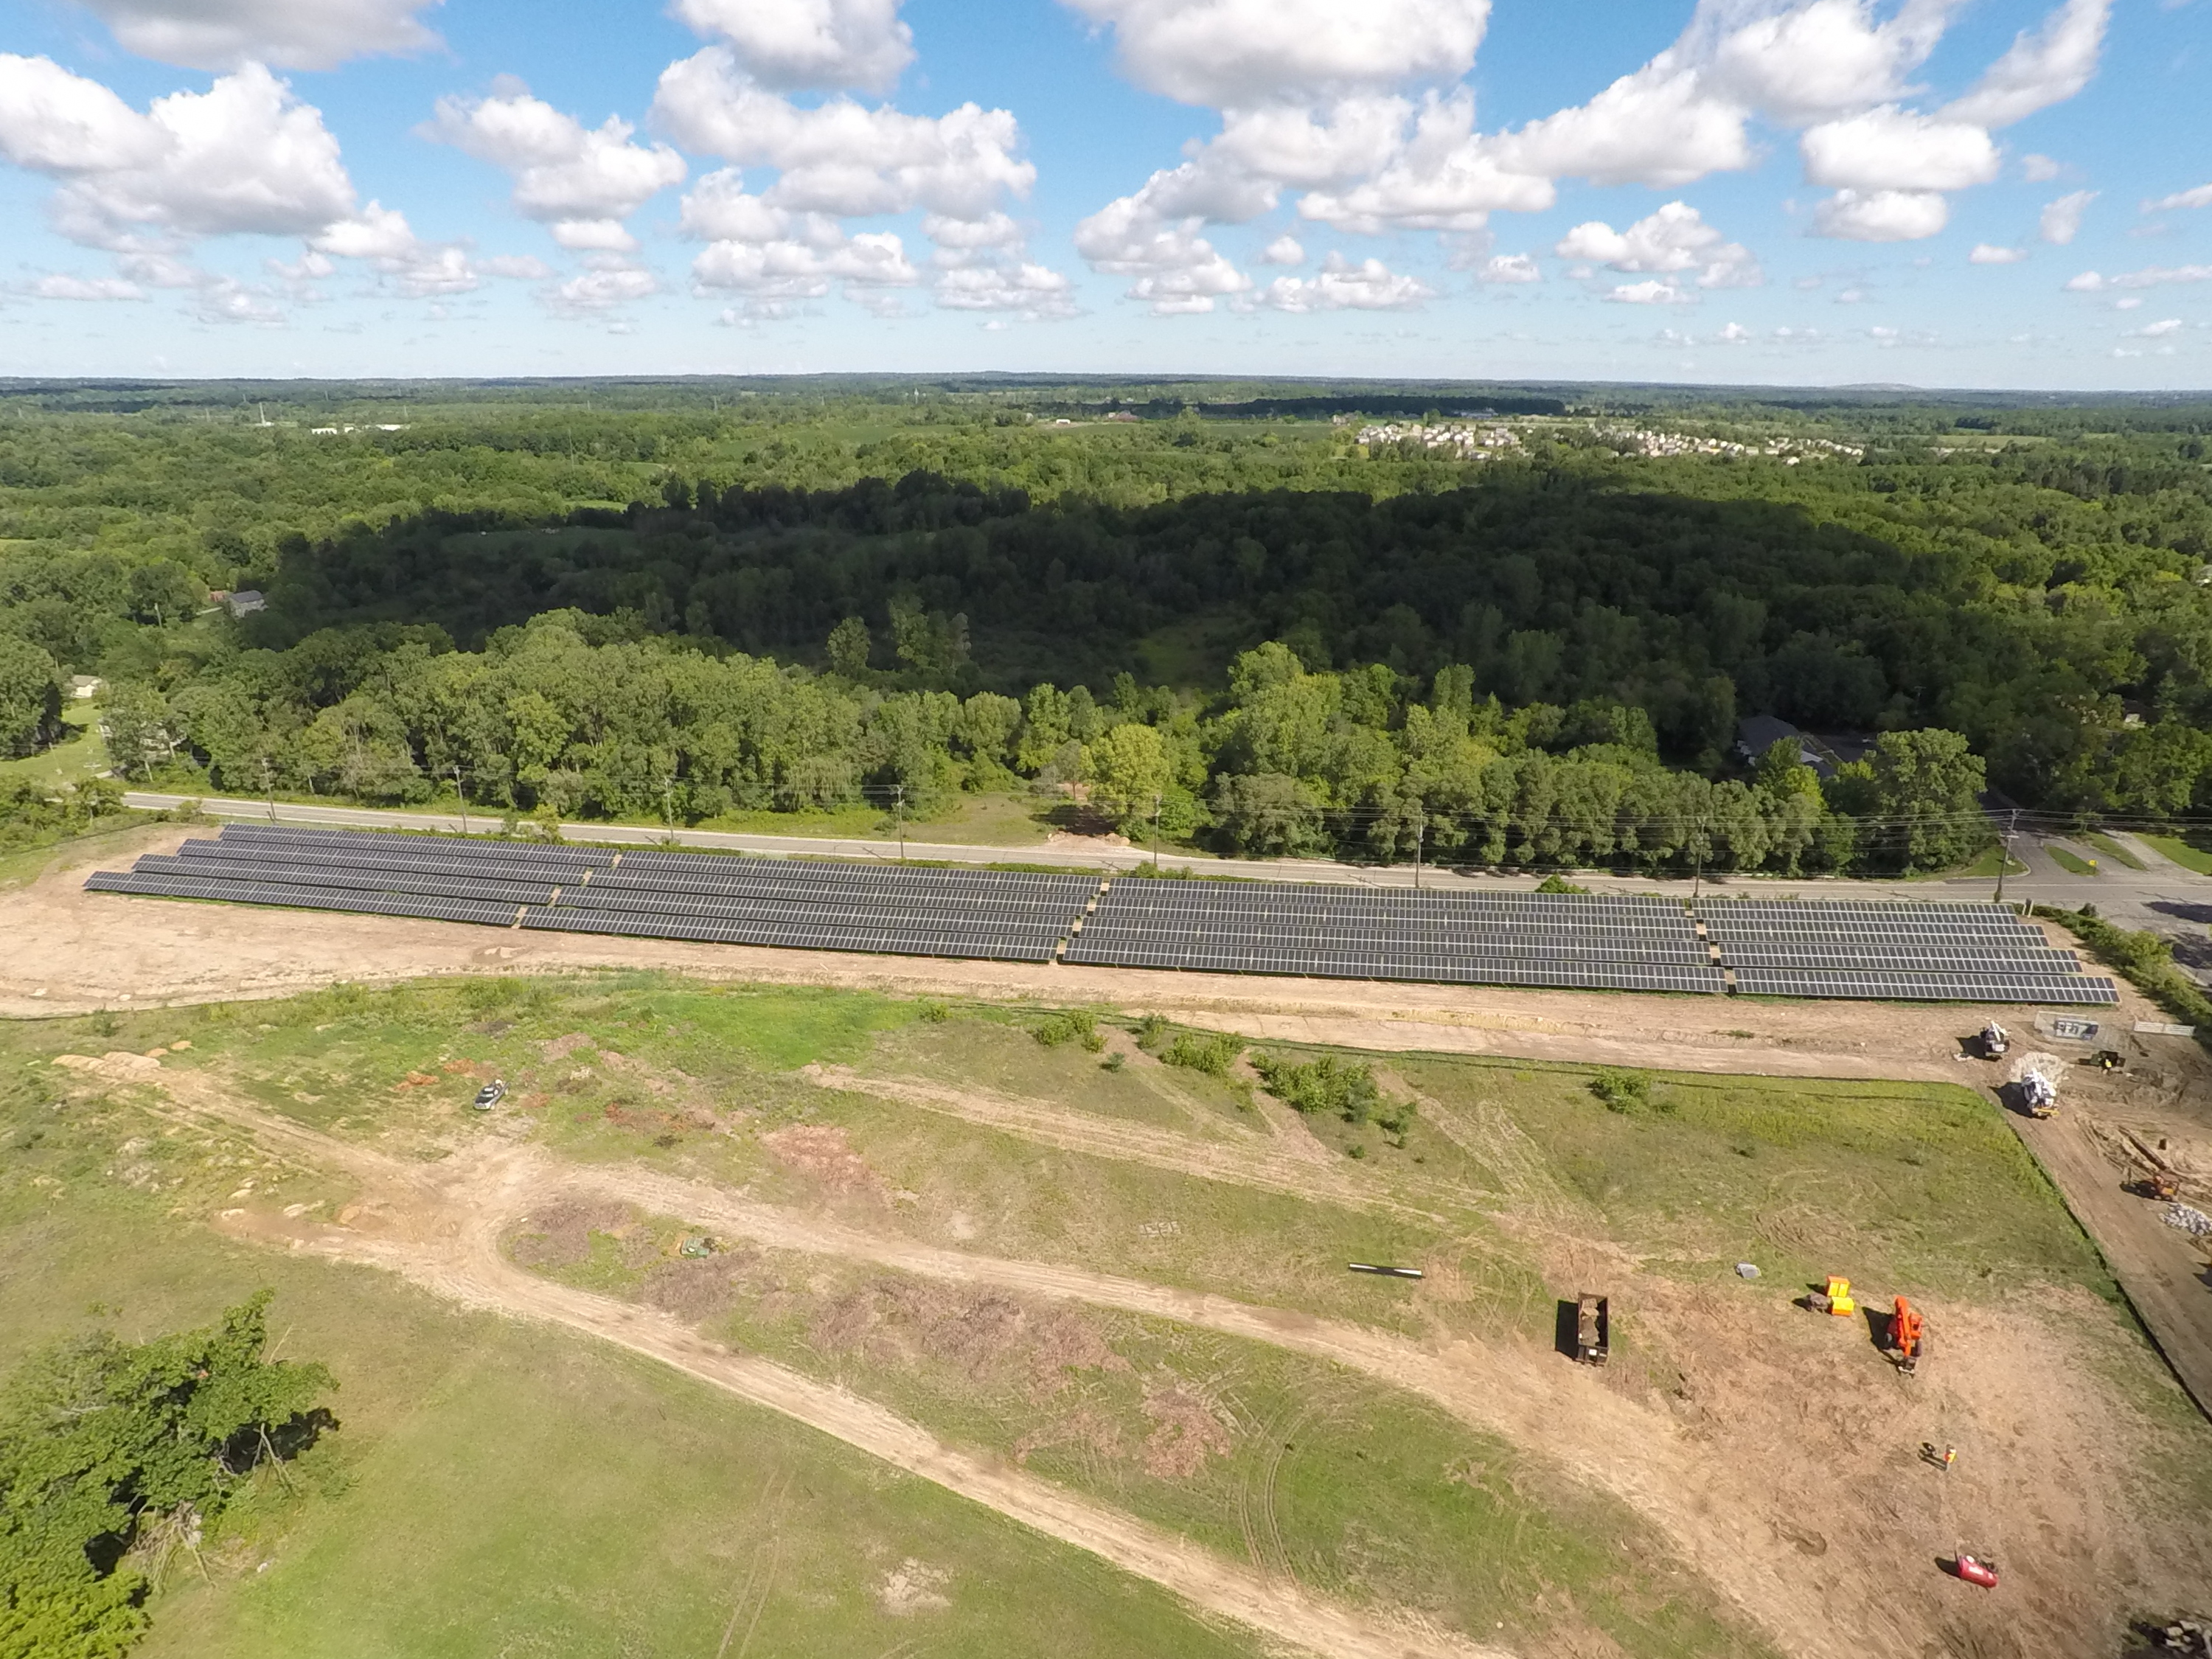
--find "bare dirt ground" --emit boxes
[51,1051,2212,1659]
[58,1051,1500,1659]
[16,830,2212,1432]
[1,827,2158,1082]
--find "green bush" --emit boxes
[1163,1030,1242,1077]
[1590,1068,1670,1116]
[1534,874,1591,894]
[1252,1052,1388,1124]
[1032,1009,1105,1051]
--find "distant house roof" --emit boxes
[68,675,103,698]
[1736,714,1800,759]
[225,590,266,617]
[1736,714,1839,779]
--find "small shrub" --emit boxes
[1100,1051,1125,1072]
[1034,1009,1100,1049]
[1251,1052,1385,1124]
[1346,1143,1367,1159]
[1590,1068,1670,1116]
[919,1001,950,1023]
[1135,1013,1170,1051]
[1164,1030,1242,1077]
[1535,874,1591,894]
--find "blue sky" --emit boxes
[0,0,2205,388]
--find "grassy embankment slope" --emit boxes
[4,975,2205,1656]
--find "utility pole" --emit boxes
[661,774,677,844]
[1994,807,2020,906]
[453,764,468,835]
[1152,791,1162,872]
[1412,808,1425,891]
[894,784,905,863]
[259,757,276,824]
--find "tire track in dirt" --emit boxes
[58,1054,1500,1659]
[74,1053,1988,1659]
[807,1063,1471,1224]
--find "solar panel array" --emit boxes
[87,825,1095,964]
[1065,883,1725,994]
[80,827,2121,1005]
[1701,898,2118,1006]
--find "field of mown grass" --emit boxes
[1,972,2171,1658]
[0,1033,1273,1659]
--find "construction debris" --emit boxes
[2163,1205,2212,1240]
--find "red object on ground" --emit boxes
[1954,1555,2000,1589]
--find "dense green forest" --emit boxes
[3,378,2210,873]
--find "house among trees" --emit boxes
[1736,715,1837,781]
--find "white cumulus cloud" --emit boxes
[1057,0,1489,107]
[1256,251,1433,311]
[310,201,479,296]
[74,0,441,72]
[2039,188,2096,244]
[25,273,146,300]
[671,0,913,93]
[1555,201,1761,288]
[1812,187,1948,240]
[1257,234,1304,265]
[1607,279,1691,305]
[1939,0,2111,128]
[1969,243,2026,264]
[429,85,685,250]
[2127,317,2183,337]
[1799,105,1998,192]
[1477,252,1540,283]
[2143,182,2212,213]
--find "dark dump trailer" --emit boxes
[1576,1293,1610,1366]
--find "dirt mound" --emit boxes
[1141,1379,1235,1478]
[762,1123,885,1197]
[507,1197,630,1268]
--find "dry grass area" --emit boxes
[7,835,2212,1659]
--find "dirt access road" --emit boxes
[3,827,2146,1084]
[18,829,2212,1427]
[55,1051,2211,1659]
[60,1051,1501,1659]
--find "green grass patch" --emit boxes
[1952,845,2028,881]
[2139,832,2212,876]
[1395,1055,2114,1303]
[519,1237,1773,1659]
[0,1061,1270,1659]
[2078,830,2147,871]
[2046,844,2098,876]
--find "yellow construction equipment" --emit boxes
[1806,1275,1857,1317]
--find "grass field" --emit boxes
[2079,830,2148,871]
[2141,832,2212,876]
[0,1062,1273,1659]
[4,973,2199,1659]
[2046,843,2099,877]
[0,703,104,787]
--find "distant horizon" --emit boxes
[4,372,2209,403]
[1,1,2206,389]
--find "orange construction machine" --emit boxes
[1888,1295,1927,1375]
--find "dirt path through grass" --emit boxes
[807,1062,1466,1222]
[58,1049,1959,1659]
[57,1051,1500,1659]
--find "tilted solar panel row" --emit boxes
[1718,947,2081,973]
[1701,900,2016,916]
[549,892,1068,937]
[1063,942,1725,991]
[141,852,558,908]
[1731,967,2119,1005]
[187,838,599,886]
[1071,926,1713,964]
[582,869,1093,913]
[1703,924,2053,945]
[519,908,1057,961]
[218,825,613,867]
[86,871,524,928]
[1093,902,1698,932]
[1096,889,1686,912]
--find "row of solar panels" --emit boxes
[1060,936,1727,993]
[85,826,2121,1004]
